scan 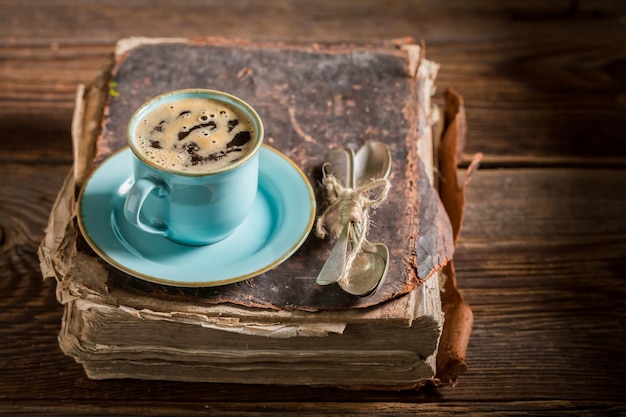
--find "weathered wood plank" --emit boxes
[459,168,626,245]
[1,400,625,417]
[2,1,625,43]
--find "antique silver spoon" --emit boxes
[338,141,391,296]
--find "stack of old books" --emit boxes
[39,37,476,390]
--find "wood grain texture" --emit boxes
[1,401,626,417]
[454,168,626,402]
[1,0,625,414]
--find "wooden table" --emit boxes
[1,1,624,415]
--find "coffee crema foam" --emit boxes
[134,97,256,173]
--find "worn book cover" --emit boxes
[39,37,476,389]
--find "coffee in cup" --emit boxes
[124,89,264,246]
[133,96,257,173]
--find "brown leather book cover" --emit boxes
[88,36,455,311]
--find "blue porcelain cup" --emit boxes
[123,89,264,246]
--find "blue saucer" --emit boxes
[77,145,316,287]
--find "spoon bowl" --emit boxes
[354,141,391,185]
[338,239,389,296]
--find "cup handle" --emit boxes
[123,177,168,236]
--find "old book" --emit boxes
[39,37,473,389]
